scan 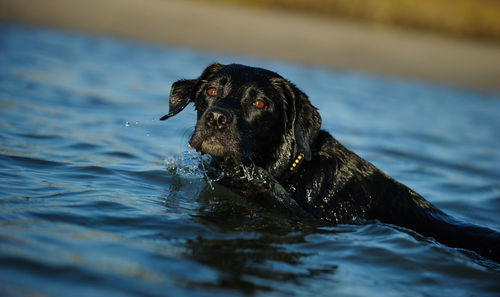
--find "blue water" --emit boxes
[1,23,500,297]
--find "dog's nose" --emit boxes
[205,108,232,129]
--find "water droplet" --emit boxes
[134,121,139,125]
[146,133,150,137]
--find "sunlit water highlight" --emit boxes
[1,23,499,297]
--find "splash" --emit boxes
[164,149,223,189]
[164,151,313,218]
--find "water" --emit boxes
[1,23,500,297]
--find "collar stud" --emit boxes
[289,153,304,172]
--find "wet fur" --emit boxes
[162,63,500,263]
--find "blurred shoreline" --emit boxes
[2,0,500,92]
[204,0,500,43]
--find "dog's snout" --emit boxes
[206,108,232,129]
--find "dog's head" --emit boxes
[161,63,321,177]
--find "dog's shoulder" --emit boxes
[286,130,383,223]
[311,130,379,180]
[294,130,436,223]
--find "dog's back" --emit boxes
[285,130,500,262]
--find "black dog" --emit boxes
[161,63,500,263]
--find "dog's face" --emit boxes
[161,63,321,177]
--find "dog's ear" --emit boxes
[160,79,196,120]
[160,63,226,120]
[288,83,321,160]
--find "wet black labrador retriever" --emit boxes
[161,63,500,263]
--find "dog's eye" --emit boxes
[252,100,265,109]
[206,87,217,96]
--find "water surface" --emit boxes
[1,24,500,297]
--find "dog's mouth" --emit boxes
[200,139,226,157]
[189,133,250,171]
[190,135,240,159]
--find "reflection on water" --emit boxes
[1,23,500,297]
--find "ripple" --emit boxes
[103,151,137,159]
[0,153,64,169]
[126,169,173,184]
[374,146,491,177]
[66,142,102,150]
[15,132,64,140]
[73,165,114,175]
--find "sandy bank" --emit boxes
[1,0,500,91]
